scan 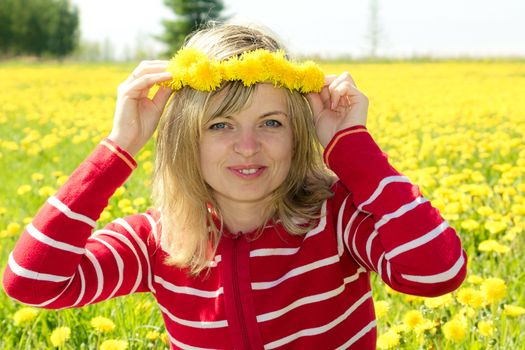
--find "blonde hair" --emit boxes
[152,23,335,276]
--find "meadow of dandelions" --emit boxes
[0,60,524,349]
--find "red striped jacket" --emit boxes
[3,125,467,349]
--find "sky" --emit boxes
[70,0,525,60]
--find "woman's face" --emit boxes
[200,83,293,210]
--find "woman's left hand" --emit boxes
[307,72,368,148]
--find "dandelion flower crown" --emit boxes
[161,47,325,93]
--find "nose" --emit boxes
[233,128,260,157]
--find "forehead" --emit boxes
[206,82,288,120]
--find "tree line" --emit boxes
[0,0,225,60]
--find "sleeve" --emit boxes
[2,138,160,309]
[325,125,467,297]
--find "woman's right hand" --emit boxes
[107,60,173,157]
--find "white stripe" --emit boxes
[26,223,86,254]
[358,175,411,212]
[72,265,86,307]
[11,272,76,308]
[158,303,228,328]
[85,249,104,304]
[250,248,300,257]
[47,195,96,227]
[155,275,224,298]
[91,237,124,300]
[304,200,327,239]
[264,291,373,349]
[375,196,429,229]
[257,267,365,323]
[336,195,350,257]
[252,255,340,290]
[165,328,219,350]
[335,320,377,350]
[349,213,375,271]
[8,253,70,282]
[93,229,143,293]
[386,221,450,260]
[141,213,159,243]
[114,218,156,293]
[377,253,385,279]
[402,254,465,283]
[386,262,392,282]
[365,230,378,270]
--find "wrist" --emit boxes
[106,133,140,157]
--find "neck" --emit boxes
[215,199,270,234]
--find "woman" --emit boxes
[3,23,467,349]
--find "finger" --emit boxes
[152,86,173,113]
[324,74,338,86]
[329,81,354,110]
[126,61,170,82]
[121,72,173,97]
[319,86,331,109]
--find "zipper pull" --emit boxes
[232,231,242,239]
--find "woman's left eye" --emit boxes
[263,120,282,127]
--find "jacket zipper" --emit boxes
[232,234,251,349]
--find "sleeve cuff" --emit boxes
[100,138,138,170]
[323,125,369,167]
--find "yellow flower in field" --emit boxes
[481,278,507,303]
[56,175,69,186]
[142,161,153,175]
[17,184,32,195]
[146,330,160,340]
[38,186,56,197]
[160,332,170,345]
[374,300,390,319]
[118,198,132,209]
[467,274,483,284]
[457,287,485,308]
[138,150,151,161]
[424,293,453,308]
[50,326,71,347]
[13,307,38,326]
[484,221,507,234]
[23,217,33,225]
[403,310,426,330]
[100,339,128,350]
[0,207,6,215]
[100,210,111,221]
[7,222,21,236]
[134,300,153,313]
[31,172,44,182]
[503,304,525,317]
[442,319,467,341]
[460,219,480,231]
[477,206,494,216]
[376,328,400,349]
[90,316,116,333]
[114,186,126,197]
[477,320,493,337]
[133,197,146,207]
[478,239,509,254]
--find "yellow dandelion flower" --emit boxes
[56,175,69,186]
[146,330,160,341]
[133,197,146,207]
[13,307,38,326]
[403,310,425,330]
[477,320,493,337]
[38,186,56,197]
[118,198,132,209]
[424,293,453,308]
[142,161,153,175]
[17,184,32,195]
[477,206,494,216]
[297,61,324,93]
[50,326,71,347]
[442,319,467,341]
[0,207,6,215]
[114,186,126,197]
[90,316,116,333]
[7,222,21,236]
[31,172,44,182]
[481,277,507,303]
[160,332,170,345]
[460,219,480,231]
[376,328,400,349]
[456,287,485,308]
[188,60,222,91]
[100,339,128,350]
[478,239,509,253]
[484,221,507,234]
[134,300,153,313]
[414,319,437,334]
[374,300,390,319]
[503,304,525,317]
[100,210,111,221]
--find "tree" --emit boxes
[0,0,79,58]
[160,0,226,56]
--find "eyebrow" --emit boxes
[259,110,288,118]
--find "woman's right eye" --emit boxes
[209,122,227,130]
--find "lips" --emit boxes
[228,165,266,178]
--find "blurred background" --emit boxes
[1,0,524,61]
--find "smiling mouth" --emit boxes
[237,168,259,175]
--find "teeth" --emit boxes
[238,168,258,174]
